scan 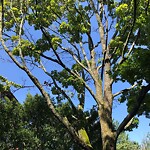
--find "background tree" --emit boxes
[0,93,140,150]
[140,132,150,150]
[116,132,139,150]
[0,0,150,150]
[0,94,40,149]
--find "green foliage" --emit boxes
[0,94,102,149]
[0,96,39,149]
[78,128,92,148]
[35,34,52,52]
[118,48,150,84]
[117,132,140,150]
[23,94,73,149]
[1,0,150,149]
[27,0,63,29]
[118,85,150,119]
[116,3,129,16]
[51,69,84,93]
[1,93,141,150]
[51,36,62,50]
[0,76,22,91]
[138,94,150,118]
[12,39,34,56]
[0,94,74,149]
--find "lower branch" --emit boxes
[116,83,150,137]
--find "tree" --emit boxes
[140,132,150,150]
[0,93,139,150]
[0,0,150,150]
[0,94,40,149]
[116,132,139,150]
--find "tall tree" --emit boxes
[116,132,139,150]
[0,0,150,150]
[140,132,150,150]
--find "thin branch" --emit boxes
[3,39,93,149]
[104,8,108,50]
[79,41,91,69]
[94,41,101,49]
[52,76,77,112]
[10,0,19,26]
[113,83,137,98]
[89,0,106,52]
[145,0,150,15]
[89,0,107,81]
[111,30,118,40]
[2,41,74,138]
[126,28,140,57]
[118,28,140,65]
[58,44,91,74]
[40,27,75,73]
[1,39,24,69]
[0,89,19,103]
[121,0,137,59]
[36,52,60,64]
[18,15,26,65]
[97,64,102,71]
[40,28,97,101]
[39,61,77,112]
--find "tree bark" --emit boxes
[99,50,116,150]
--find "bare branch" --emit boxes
[116,83,150,137]
[126,29,140,57]
[89,0,106,52]
[120,0,137,59]
[0,89,19,103]
[113,83,137,98]
[104,8,108,50]
[10,0,19,26]
[36,52,60,64]
[79,41,91,69]
[2,38,93,149]
[119,28,140,65]
[94,41,101,49]
[97,64,102,71]
[18,16,26,65]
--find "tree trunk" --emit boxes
[99,50,116,150]
[99,108,117,150]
